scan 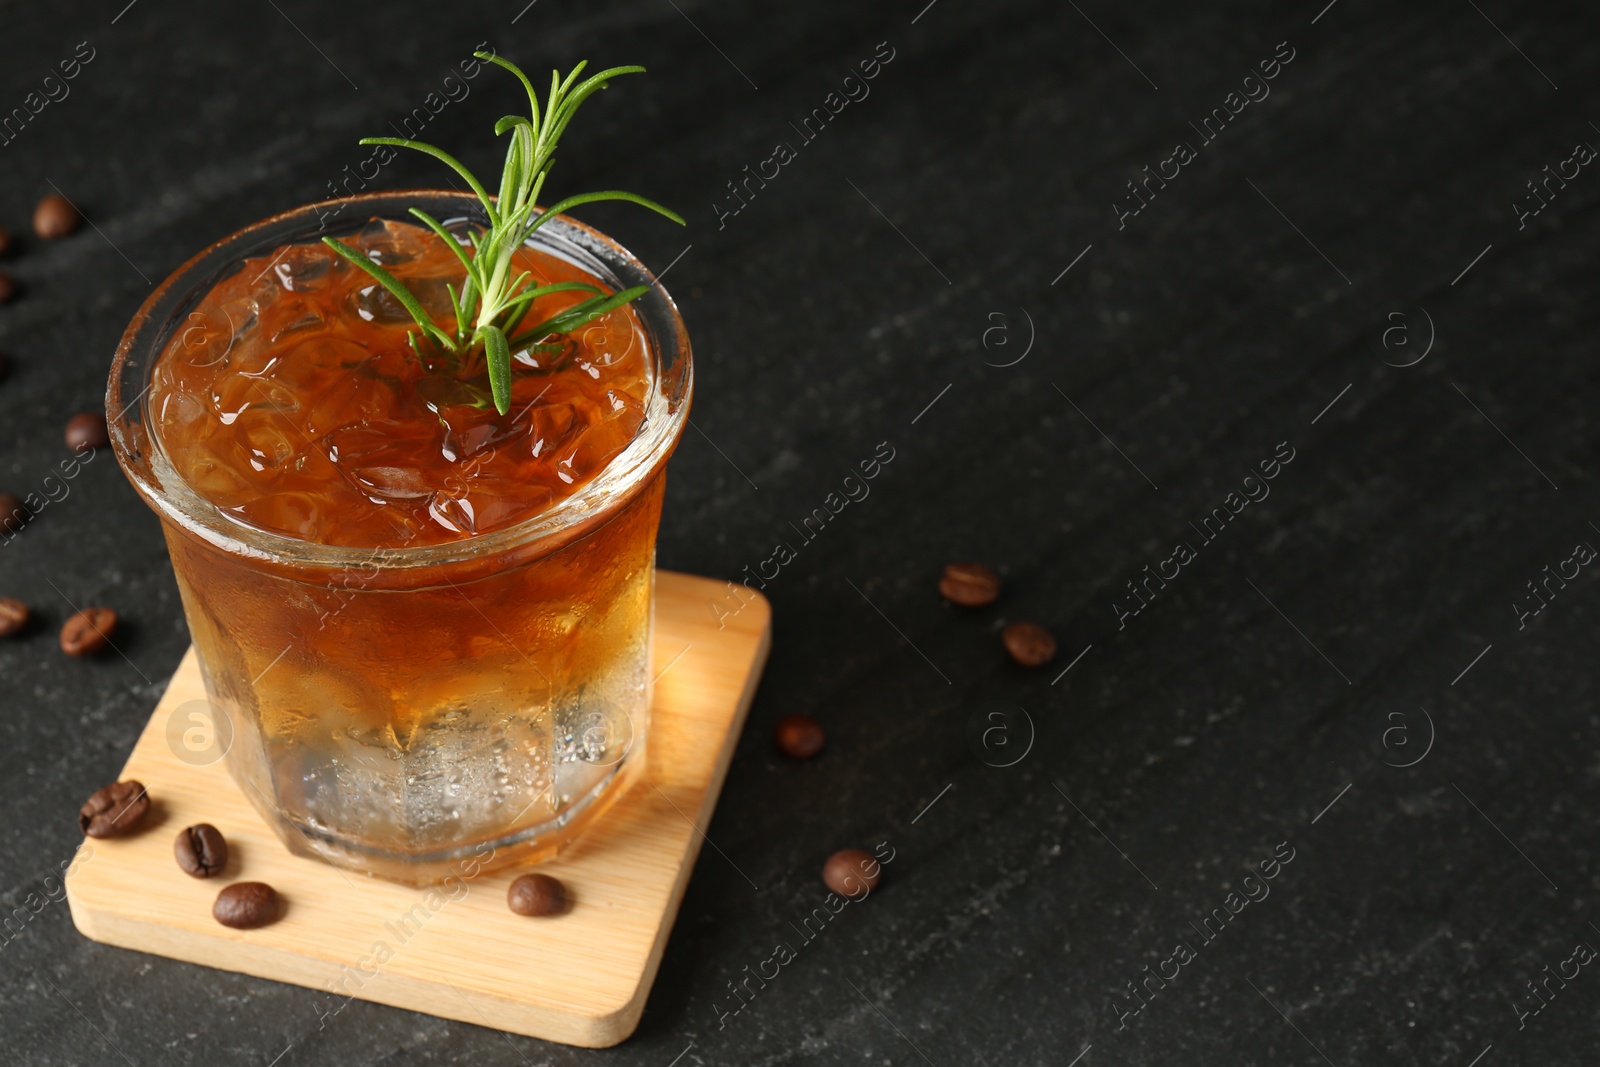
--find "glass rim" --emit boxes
[106,189,692,573]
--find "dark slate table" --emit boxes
[3,0,1597,1063]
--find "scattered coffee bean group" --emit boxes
[763,559,1055,907]
[213,881,279,929]
[0,196,99,635]
[939,560,1059,669]
[1,413,118,652]
[75,782,285,928]
[59,606,117,656]
[822,848,882,897]
[78,780,149,838]
[507,872,567,917]
[174,823,229,879]
[75,771,578,930]
[774,714,825,759]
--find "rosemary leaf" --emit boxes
[498,280,603,328]
[480,324,513,415]
[530,190,686,235]
[506,285,649,350]
[357,137,498,222]
[407,208,478,280]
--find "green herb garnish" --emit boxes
[323,53,684,414]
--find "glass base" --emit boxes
[250,753,645,885]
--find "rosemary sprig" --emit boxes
[324,53,684,414]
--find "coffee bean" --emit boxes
[64,412,109,451]
[213,882,279,929]
[0,493,25,534]
[33,194,81,239]
[79,780,150,838]
[60,606,117,656]
[822,848,882,898]
[507,873,566,916]
[0,226,12,257]
[774,714,825,759]
[0,271,16,304]
[1002,621,1056,668]
[175,823,228,878]
[939,562,1001,607]
[0,597,29,637]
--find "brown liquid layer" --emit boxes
[150,217,651,548]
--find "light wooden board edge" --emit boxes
[64,570,771,1048]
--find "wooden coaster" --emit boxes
[65,571,770,1048]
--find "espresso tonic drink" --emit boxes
[117,207,689,883]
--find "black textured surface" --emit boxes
[2,1,1598,1064]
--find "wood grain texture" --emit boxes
[64,571,771,1048]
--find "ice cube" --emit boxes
[157,389,218,445]
[349,275,458,325]
[301,368,399,440]
[553,392,644,483]
[575,307,641,369]
[271,243,336,292]
[464,483,553,532]
[350,465,433,502]
[411,276,457,320]
[270,336,372,381]
[352,217,430,266]
[234,490,331,539]
[512,336,574,371]
[269,308,326,343]
[184,448,265,509]
[426,492,476,535]
[174,300,249,368]
[526,402,577,459]
[438,407,526,462]
[238,416,297,472]
[350,283,413,325]
[416,373,491,414]
[324,424,410,469]
[211,376,300,424]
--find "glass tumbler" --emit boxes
[106,191,691,884]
